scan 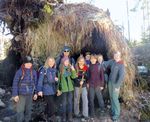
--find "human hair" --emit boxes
[59,59,71,75]
[90,54,97,60]
[75,55,86,71]
[113,51,121,56]
[97,54,103,58]
[97,54,103,60]
[44,56,56,69]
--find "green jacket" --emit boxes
[58,70,77,93]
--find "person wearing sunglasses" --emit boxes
[56,46,75,70]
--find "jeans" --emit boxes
[74,87,88,117]
[108,81,120,120]
[44,95,56,117]
[16,95,32,122]
[62,92,73,113]
[55,95,63,115]
[89,87,105,117]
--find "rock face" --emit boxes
[0,99,5,107]
[0,88,5,95]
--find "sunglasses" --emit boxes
[64,50,70,52]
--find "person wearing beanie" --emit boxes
[103,51,125,122]
[12,55,37,122]
[23,56,33,64]
[57,57,77,122]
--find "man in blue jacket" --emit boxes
[56,46,75,70]
[12,56,38,122]
[104,51,125,122]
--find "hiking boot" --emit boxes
[74,114,82,118]
[90,117,94,122]
[68,112,73,122]
[42,114,48,122]
[56,115,61,122]
[48,115,56,122]
[81,116,90,121]
[99,110,105,116]
[113,120,118,122]
[62,113,66,122]
[112,116,119,122]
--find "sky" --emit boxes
[0,0,143,41]
[67,0,143,41]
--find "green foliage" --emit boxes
[141,32,150,44]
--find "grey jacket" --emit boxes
[104,59,125,88]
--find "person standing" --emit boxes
[74,56,89,121]
[37,56,58,122]
[56,46,75,70]
[97,54,109,105]
[104,51,125,122]
[55,45,75,116]
[57,57,77,122]
[88,55,105,120]
[12,56,37,122]
[85,52,91,67]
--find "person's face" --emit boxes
[114,53,121,62]
[64,59,70,67]
[24,63,32,68]
[48,58,55,68]
[63,50,70,57]
[90,56,97,64]
[85,54,90,60]
[98,56,103,63]
[78,58,85,66]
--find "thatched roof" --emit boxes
[0,1,135,100]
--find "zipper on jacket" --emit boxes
[65,77,69,91]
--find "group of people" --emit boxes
[12,46,125,122]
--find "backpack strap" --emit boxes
[30,66,33,81]
[98,63,102,72]
[70,57,75,66]
[20,64,33,81]
[21,64,25,80]
[43,67,47,75]
[43,67,52,85]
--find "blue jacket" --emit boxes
[56,55,75,70]
[104,60,125,88]
[12,67,37,97]
[37,67,57,95]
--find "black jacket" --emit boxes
[74,65,88,87]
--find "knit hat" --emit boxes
[61,57,69,63]
[63,46,71,52]
[23,56,33,64]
